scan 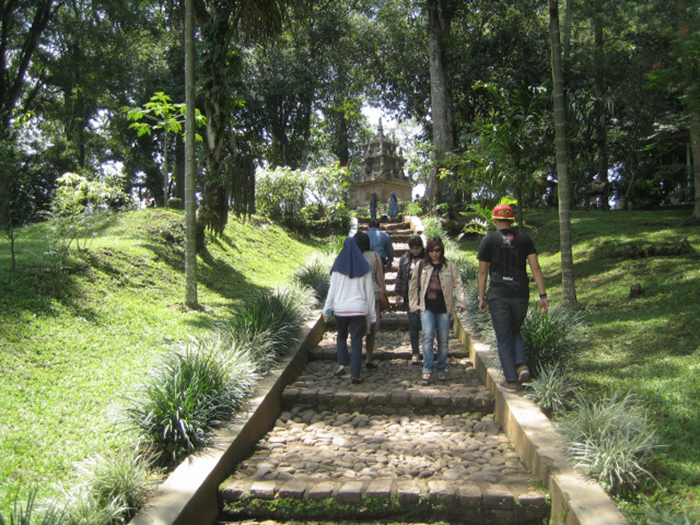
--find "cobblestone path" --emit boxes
[217,220,550,524]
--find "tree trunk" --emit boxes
[174,133,185,205]
[677,0,700,222]
[563,0,572,60]
[550,0,578,308]
[184,0,198,309]
[594,12,609,210]
[426,0,455,205]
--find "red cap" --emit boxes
[492,204,515,220]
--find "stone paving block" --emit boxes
[432,392,452,406]
[277,479,307,499]
[454,482,483,508]
[482,483,515,511]
[365,478,393,499]
[392,391,409,405]
[427,480,455,504]
[220,479,251,501]
[299,389,317,402]
[396,480,421,504]
[410,391,429,406]
[338,480,364,503]
[250,480,277,500]
[308,481,335,501]
[373,392,389,405]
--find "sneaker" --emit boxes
[517,365,530,384]
[365,361,378,370]
[333,365,347,377]
[351,377,363,384]
[499,380,521,393]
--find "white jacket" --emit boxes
[323,271,377,324]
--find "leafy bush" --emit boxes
[404,200,423,216]
[556,391,661,494]
[293,252,334,305]
[125,336,254,464]
[525,363,578,417]
[641,506,700,525]
[521,305,584,376]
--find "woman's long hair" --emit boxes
[425,236,446,265]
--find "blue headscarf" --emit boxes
[330,237,371,278]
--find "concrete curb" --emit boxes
[129,312,326,525]
[453,319,627,525]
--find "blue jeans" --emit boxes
[420,310,450,374]
[408,310,421,355]
[488,297,529,383]
[335,315,366,379]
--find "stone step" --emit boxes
[220,409,548,524]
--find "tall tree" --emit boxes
[676,0,700,223]
[425,0,457,205]
[185,0,197,308]
[550,0,578,308]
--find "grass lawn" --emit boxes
[458,207,700,519]
[0,209,324,513]
[1,206,698,521]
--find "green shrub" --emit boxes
[229,284,314,363]
[521,305,584,376]
[556,391,661,494]
[125,336,253,464]
[641,506,700,525]
[0,487,64,525]
[404,200,423,216]
[525,363,578,417]
[56,485,122,525]
[293,252,333,305]
[73,449,155,517]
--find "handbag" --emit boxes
[380,292,391,311]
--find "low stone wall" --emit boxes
[453,319,627,525]
[129,312,326,525]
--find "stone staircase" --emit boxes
[217,218,550,525]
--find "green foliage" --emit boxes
[122,92,206,140]
[640,505,700,525]
[0,487,64,525]
[293,251,334,305]
[520,306,584,377]
[72,450,154,516]
[556,392,661,495]
[124,336,251,464]
[525,363,578,417]
[404,200,423,216]
[461,196,519,236]
[256,165,352,235]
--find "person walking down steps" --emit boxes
[395,235,425,365]
[323,237,377,384]
[409,236,466,384]
[354,231,386,370]
[477,204,549,393]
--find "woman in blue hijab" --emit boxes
[323,237,377,383]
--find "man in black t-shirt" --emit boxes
[477,204,549,393]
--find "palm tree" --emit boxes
[549,0,578,308]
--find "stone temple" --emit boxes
[349,120,413,210]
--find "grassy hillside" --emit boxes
[459,208,700,519]
[1,207,698,520]
[0,209,324,511]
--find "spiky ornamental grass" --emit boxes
[293,252,333,306]
[520,305,584,377]
[642,506,700,525]
[525,363,578,417]
[556,391,662,495]
[71,449,155,519]
[0,487,64,525]
[125,334,256,464]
